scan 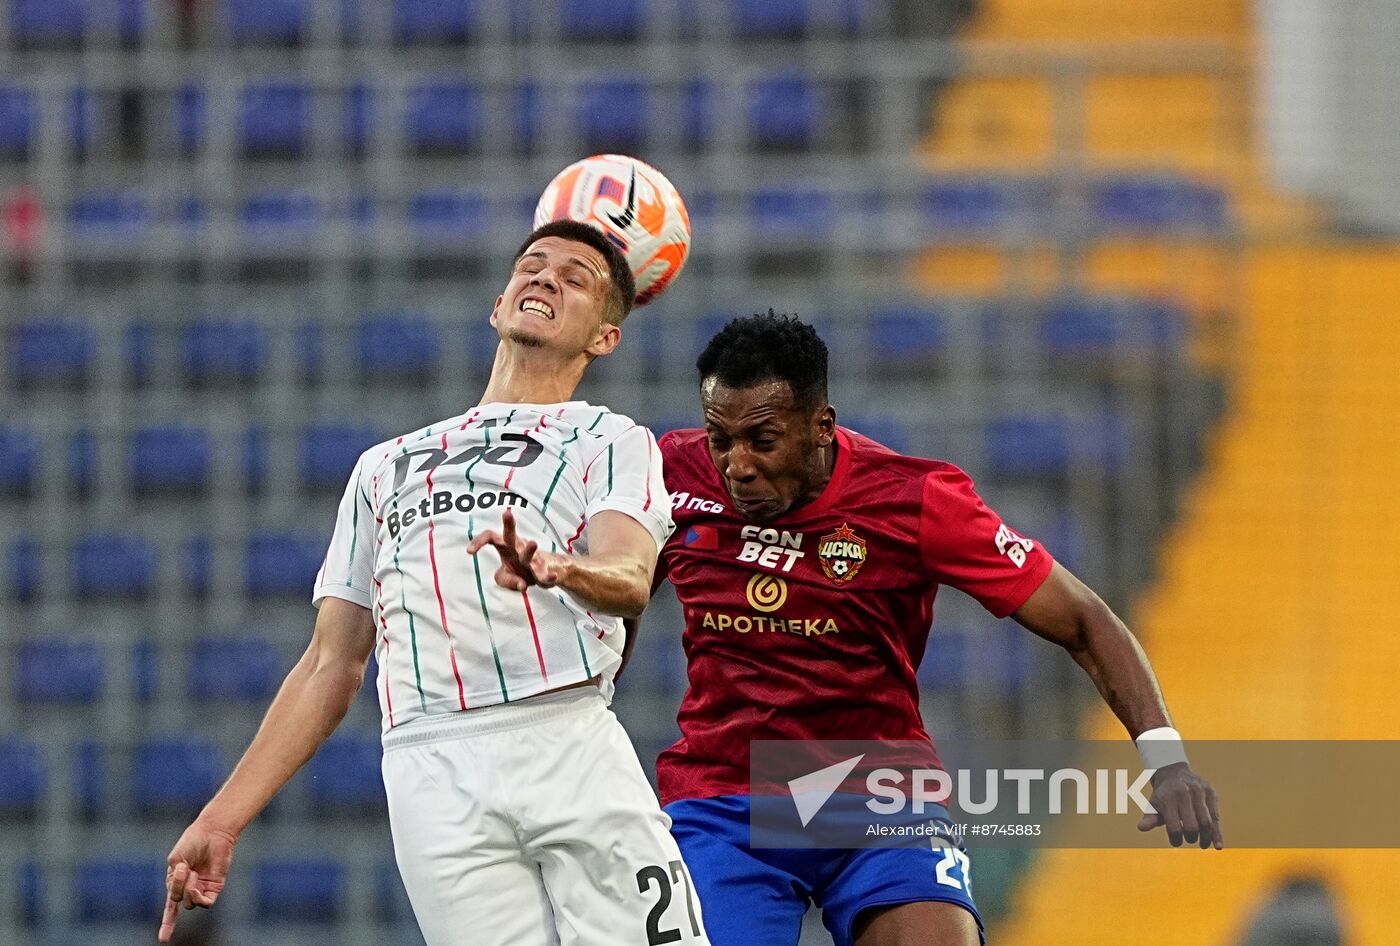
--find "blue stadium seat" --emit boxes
[920,177,1052,232]
[466,320,502,375]
[124,321,155,386]
[344,84,373,156]
[563,0,644,40]
[682,79,711,148]
[73,739,106,816]
[514,83,542,153]
[984,416,1071,479]
[16,640,105,704]
[375,860,413,922]
[226,0,309,44]
[409,190,491,237]
[240,81,309,156]
[733,0,808,36]
[68,429,97,494]
[354,315,441,381]
[241,191,322,239]
[17,861,42,926]
[0,429,39,494]
[394,0,478,42]
[917,629,968,688]
[245,531,324,597]
[8,536,41,602]
[0,740,45,817]
[75,858,165,922]
[748,74,821,150]
[307,736,385,811]
[254,859,345,922]
[751,185,836,237]
[1090,176,1227,232]
[7,320,94,387]
[177,84,206,156]
[129,425,211,494]
[189,637,281,702]
[577,78,649,151]
[243,427,269,492]
[72,533,158,598]
[0,86,37,156]
[132,738,223,815]
[841,416,911,453]
[183,319,269,385]
[868,306,948,366]
[1040,298,1184,356]
[405,82,482,154]
[69,192,149,238]
[11,0,85,45]
[183,536,213,598]
[132,640,159,703]
[301,423,383,490]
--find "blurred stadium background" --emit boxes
[2,0,1398,943]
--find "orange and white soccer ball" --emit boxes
[533,154,691,306]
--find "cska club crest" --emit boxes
[818,522,868,584]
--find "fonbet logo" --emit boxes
[818,523,867,584]
[787,756,1158,824]
[387,490,527,538]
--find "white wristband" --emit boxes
[1135,726,1189,770]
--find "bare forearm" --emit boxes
[199,653,363,836]
[1069,603,1171,738]
[556,555,651,617]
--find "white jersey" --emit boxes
[313,401,673,733]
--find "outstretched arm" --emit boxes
[159,596,376,941]
[1012,562,1223,849]
[467,508,658,618]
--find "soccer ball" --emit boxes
[533,154,691,306]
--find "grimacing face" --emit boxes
[701,377,835,523]
[491,236,619,356]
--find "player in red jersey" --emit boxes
[630,313,1221,946]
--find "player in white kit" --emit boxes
[159,220,710,946]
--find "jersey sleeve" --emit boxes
[312,453,375,610]
[585,425,675,552]
[918,467,1054,618]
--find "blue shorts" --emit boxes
[666,795,983,946]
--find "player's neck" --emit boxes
[477,344,587,407]
[794,439,838,510]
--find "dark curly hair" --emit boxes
[695,310,828,409]
[513,220,636,325]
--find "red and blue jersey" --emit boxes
[654,426,1054,805]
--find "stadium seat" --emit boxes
[344,83,373,156]
[68,192,148,239]
[243,426,269,492]
[0,429,39,494]
[841,416,911,453]
[1040,297,1185,357]
[681,79,711,148]
[306,736,385,811]
[129,425,212,494]
[72,533,158,598]
[296,321,324,381]
[240,81,309,157]
[405,81,482,154]
[68,429,97,495]
[255,858,346,922]
[182,320,269,385]
[917,628,969,688]
[183,536,213,597]
[563,0,644,40]
[751,185,836,237]
[177,84,206,156]
[1090,176,1227,232]
[514,82,542,153]
[868,306,949,371]
[16,640,105,704]
[577,77,649,152]
[408,190,491,237]
[73,739,106,816]
[920,177,1052,233]
[394,0,478,43]
[0,739,46,817]
[74,858,165,921]
[189,637,281,702]
[225,0,310,45]
[10,0,85,46]
[733,0,809,37]
[7,320,95,388]
[131,640,159,703]
[354,315,441,382]
[748,74,821,150]
[241,191,322,239]
[984,416,1071,479]
[301,423,383,490]
[132,738,223,815]
[0,86,37,157]
[245,531,325,597]
[17,861,42,926]
[8,536,41,602]
[124,321,154,386]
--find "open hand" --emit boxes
[466,508,569,591]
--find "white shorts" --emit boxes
[382,687,710,946]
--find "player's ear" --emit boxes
[814,404,836,447]
[489,294,504,327]
[586,321,621,359]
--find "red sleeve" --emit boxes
[917,467,1054,618]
